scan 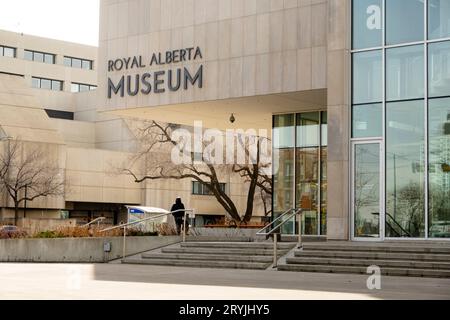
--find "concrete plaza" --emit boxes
[0,263,449,300]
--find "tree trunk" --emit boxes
[14,204,19,226]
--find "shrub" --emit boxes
[0,229,28,239]
[34,230,62,239]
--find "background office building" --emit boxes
[0,29,260,229]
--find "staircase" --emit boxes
[122,241,296,270]
[278,242,450,278]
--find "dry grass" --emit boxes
[2,223,177,239]
[157,223,178,236]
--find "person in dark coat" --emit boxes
[171,197,186,235]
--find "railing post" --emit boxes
[297,210,302,248]
[123,225,126,260]
[182,210,187,243]
[273,233,278,268]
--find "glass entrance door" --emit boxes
[352,141,383,240]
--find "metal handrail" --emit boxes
[372,212,413,238]
[256,208,303,268]
[100,209,194,260]
[82,217,106,228]
[256,208,296,236]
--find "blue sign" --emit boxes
[129,208,145,214]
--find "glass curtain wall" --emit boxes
[273,112,328,235]
[351,0,450,239]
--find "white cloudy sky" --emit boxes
[0,0,100,46]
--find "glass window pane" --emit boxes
[24,50,33,61]
[31,78,40,89]
[44,54,54,64]
[321,112,328,147]
[352,50,382,104]
[296,148,319,235]
[64,57,72,67]
[354,143,380,238]
[40,79,51,90]
[79,84,89,92]
[429,0,450,40]
[274,114,295,149]
[51,80,62,91]
[72,58,82,68]
[386,100,425,238]
[386,0,424,45]
[297,113,320,148]
[192,182,200,195]
[3,47,15,58]
[428,97,450,238]
[429,41,450,98]
[34,52,44,63]
[273,149,294,214]
[352,103,383,138]
[386,45,424,101]
[82,60,92,70]
[71,83,79,93]
[0,46,3,56]
[352,0,383,49]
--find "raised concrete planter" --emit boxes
[0,236,180,263]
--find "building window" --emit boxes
[429,41,450,98]
[273,111,328,236]
[352,50,382,104]
[45,109,74,120]
[64,56,93,70]
[428,97,450,238]
[71,83,97,93]
[0,45,16,58]
[428,0,450,40]
[386,45,424,101]
[352,0,382,50]
[24,50,55,64]
[192,181,226,196]
[386,0,424,45]
[386,100,426,238]
[32,77,63,91]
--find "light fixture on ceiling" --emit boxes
[230,113,236,124]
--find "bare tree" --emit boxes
[0,139,65,225]
[123,121,272,223]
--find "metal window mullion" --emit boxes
[318,113,322,236]
[424,0,429,239]
[381,0,386,240]
[293,114,297,236]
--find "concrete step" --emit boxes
[303,244,450,254]
[162,247,290,256]
[278,264,450,278]
[286,257,450,270]
[295,250,450,262]
[122,258,270,270]
[142,252,274,263]
[181,242,296,250]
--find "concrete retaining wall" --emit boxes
[0,236,180,263]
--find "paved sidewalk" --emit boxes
[0,263,449,300]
